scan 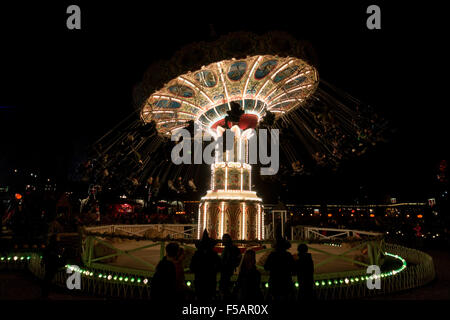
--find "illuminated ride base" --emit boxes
[140,54,319,240]
[198,124,263,240]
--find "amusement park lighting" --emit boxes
[0,252,409,293]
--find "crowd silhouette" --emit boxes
[150,231,315,302]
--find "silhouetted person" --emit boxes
[264,238,295,301]
[295,244,314,300]
[41,234,64,298]
[219,234,242,300]
[190,230,221,302]
[173,247,192,300]
[150,242,179,301]
[235,249,263,302]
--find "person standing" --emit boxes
[264,238,295,301]
[150,242,179,301]
[173,246,192,300]
[235,249,263,302]
[294,243,314,300]
[190,230,221,302]
[219,234,242,300]
[41,234,64,298]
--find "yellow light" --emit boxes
[203,202,208,232]
[220,202,225,238]
[197,205,202,239]
[242,203,246,240]
[417,214,423,219]
[257,204,261,240]
[262,206,265,240]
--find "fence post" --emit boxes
[367,240,381,266]
[160,241,165,260]
[83,236,94,267]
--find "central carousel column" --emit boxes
[199,124,263,241]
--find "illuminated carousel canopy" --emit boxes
[141,55,318,135]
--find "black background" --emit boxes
[0,1,448,202]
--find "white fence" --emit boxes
[292,226,383,240]
[85,224,197,239]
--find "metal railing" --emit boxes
[293,226,383,240]
[13,241,434,300]
[2,226,436,300]
[85,224,197,239]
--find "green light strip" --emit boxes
[313,251,407,287]
[0,255,32,262]
[2,252,407,290]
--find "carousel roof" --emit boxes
[141,55,319,135]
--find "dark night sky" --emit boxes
[0,2,448,202]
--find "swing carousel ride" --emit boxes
[80,32,387,235]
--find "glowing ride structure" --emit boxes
[140,55,319,240]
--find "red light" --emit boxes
[369,214,375,218]
[417,214,423,219]
[15,193,22,200]
[351,209,355,213]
